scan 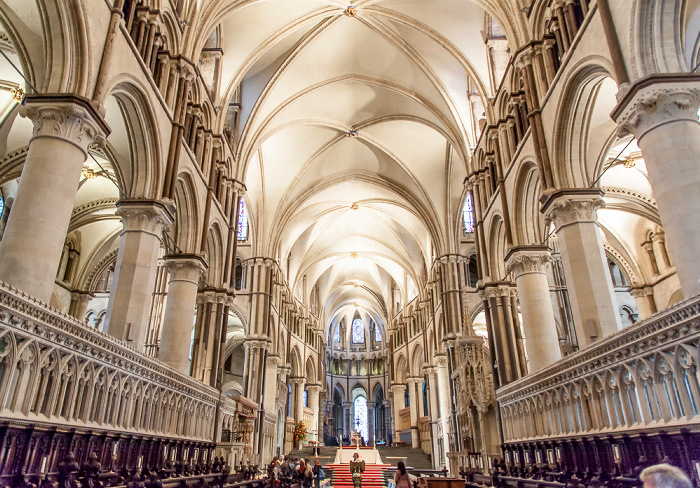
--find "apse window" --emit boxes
[354,396,368,441]
[237,198,248,241]
[374,324,381,342]
[463,193,475,233]
[334,325,340,343]
[352,317,364,343]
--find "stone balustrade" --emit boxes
[0,280,237,440]
[496,294,700,442]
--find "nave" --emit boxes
[0,1,699,488]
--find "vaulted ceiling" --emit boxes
[188,0,516,334]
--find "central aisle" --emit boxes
[327,463,393,488]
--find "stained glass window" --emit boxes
[352,317,364,343]
[237,198,248,241]
[334,325,340,343]
[0,196,4,219]
[374,324,381,342]
[463,193,474,233]
[354,396,368,441]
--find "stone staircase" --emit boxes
[376,446,432,469]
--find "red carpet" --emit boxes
[327,463,392,488]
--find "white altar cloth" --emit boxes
[333,447,383,464]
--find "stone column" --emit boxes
[0,96,109,302]
[307,384,321,442]
[263,354,281,413]
[629,286,657,320]
[435,355,452,472]
[542,189,621,346]
[613,77,700,297]
[425,367,441,468]
[290,378,305,425]
[105,200,173,350]
[390,384,405,441]
[158,254,206,373]
[505,246,562,371]
[416,378,425,418]
[407,377,420,448]
[343,401,352,438]
[69,291,93,322]
[367,404,375,444]
[383,399,392,443]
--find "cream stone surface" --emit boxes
[0,0,699,472]
[506,248,561,371]
[159,255,207,373]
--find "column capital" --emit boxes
[390,384,406,395]
[612,74,700,142]
[266,354,281,367]
[289,376,305,385]
[478,284,511,300]
[116,199,175,236]
[342,401,353,408]
[407,376,422,385]
[231,179,247,194]
[628,286,653,299]
[306,384,322,393]
[19,94,110,158]
[163,253,207,284]
[244,339,269,353]
[434,354,449,368]
[513,46,535,70]
[505,246,553,278]
[541,188,605,229]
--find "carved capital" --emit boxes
[435,354,449,368]
[116,199,174,236]
[164,254,207,284]
[514,47,535,70]
[628,286,653,299]
[505,246,553,278]
[20,95,110,158]
[541,189,605,228]
[613,77,700,141]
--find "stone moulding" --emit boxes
[496,293,700,404]
[0,280,229,404]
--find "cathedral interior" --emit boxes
[0,0,700,487]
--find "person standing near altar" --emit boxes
[350,453,365,488]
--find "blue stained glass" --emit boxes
[334,325,340,343]
[374,324,381,342]
[352,318,364,343]
[0,196,4,219]
[237,198,248,241]
[463,193,474,233]
[354,396,368,441]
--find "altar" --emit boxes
[333,447,383,464]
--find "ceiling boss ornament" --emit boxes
[345,6,357,17]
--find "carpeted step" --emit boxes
[327,463,392,488]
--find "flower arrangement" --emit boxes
[293,422,307,442]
